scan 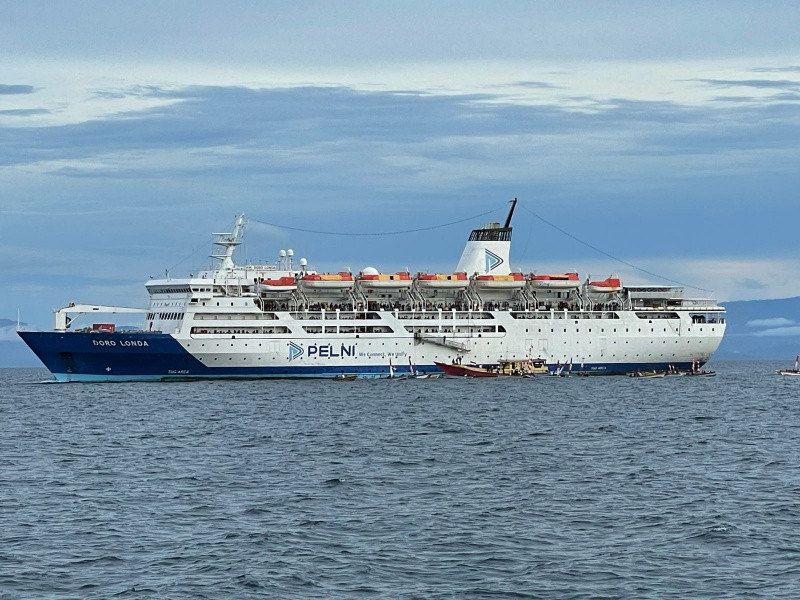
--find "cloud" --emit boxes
[751,66,800,73]
[692,78,800,90]
[753,326,800,337]
[0,84,34,95]
[2,83,799,191]
[736,278,766,290]
[510,81,560,89]
[0,108,50,116]
[746,317,796,327]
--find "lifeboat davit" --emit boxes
[416,272,469,289]
[529,272,580,290]
[473,272,526,290]
[358,269,413,290]
[301,272,355,290]
[257,276,296,293]
[588,276,622,294]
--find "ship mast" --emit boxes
[211,214,245,270]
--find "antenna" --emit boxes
[503,197,518,229]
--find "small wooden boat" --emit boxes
[628,371,666,378]
[686,371,716,377]
[496,358,548,376]
[434,361,499,377]
[333,374,357,381]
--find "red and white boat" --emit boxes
[300,272,355,290]
[473,272,526,290]
[434,361,499,378]
[529,272,580,290]
[256,276,296,293]
[588,276,622,294]
[777,355,800,376]
[416,272,469,290]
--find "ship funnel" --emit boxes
[455,200,515,275]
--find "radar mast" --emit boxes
[210,214,245,270]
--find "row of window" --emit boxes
[405,325,505,333]
[147,312,185,320]
[149,286,191,294]
[512,312,622,320]
[527,326,714,334]
[194,313,278,321]
[190,327,291,335]
[302,326,394,334]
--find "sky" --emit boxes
[2,1,800,347]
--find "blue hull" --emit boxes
[18,331,703,382]
[17,331,435,382]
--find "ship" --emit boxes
[19,200,727,381]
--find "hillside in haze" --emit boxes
[0,318,39,368]
[715,296,800,361]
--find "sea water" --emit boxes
[1,362,799,598]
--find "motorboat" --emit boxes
[777,355,800,376]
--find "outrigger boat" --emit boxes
[407,357,441,378]
[628,370,666,378]
[777,355,800,376]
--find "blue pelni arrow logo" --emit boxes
[485,249,503,271]
[288,342,304,361]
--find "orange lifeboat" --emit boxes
[358,270,413,290]
[473,272,526,290]
[301,272,355,290]
[528,272,580,290]
[416,272,469,290]
[257,276,296,293]
[588,276,622,293]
